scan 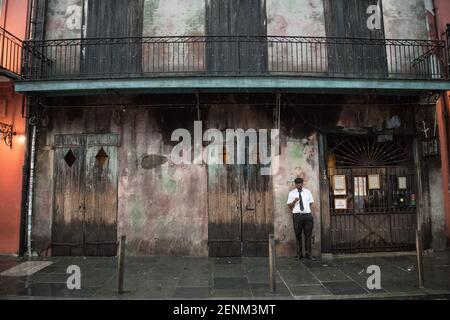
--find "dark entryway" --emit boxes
[51,134,119,256]
[326,135,417,253]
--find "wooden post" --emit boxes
[269,234,276,293]
[118,235,126,294]
[415,230,425,289]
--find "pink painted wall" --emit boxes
[0,0,28,254]
[0,83,26,254]
[434,0,450,38]
[1,0,28,39]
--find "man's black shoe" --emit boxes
[305,255,317,261]
[295,255,304,261]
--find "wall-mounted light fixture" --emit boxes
[0,122,16,149]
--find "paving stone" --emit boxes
[278,270,319,285]
[290,284,332,296]
[1,253,449,299]
[215,257,242,265]
[246,270,283,284]
[211,289,252,298]
[173,286,212,298]
[214,264,246,277]
[250,283,291,298]
[322,281,368,295]
[213,277,249,290]
[307,266,350,281]
[177,274,213,287]
[7,282,96,298]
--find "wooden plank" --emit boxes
[83,135,118,256]
[207,164,241,256]
[323,0,387,77]
[206,0,267,74]
[242,164,257,256]
[84,0,144,76]
[51,135,85,256]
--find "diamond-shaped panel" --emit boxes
[64,149,76,167]
[95,148,109,166]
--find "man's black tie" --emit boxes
[298,188,304,211]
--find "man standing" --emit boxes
[287,178,316,261]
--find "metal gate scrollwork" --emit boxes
[326,135,417,253]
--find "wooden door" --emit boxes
[83,0,144,76]
[52,135,86,256]
[206,0,268,74]
[52,134,119,256]
[83,135,119,256]
[208,164,242,256]
[208,163,274,257]
[241,164,273,256]
[324,0,388,77]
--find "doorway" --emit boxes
[208,164,273,257]
[326,135,417,253]
[51,134,119,256]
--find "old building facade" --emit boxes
[14,0,450,257]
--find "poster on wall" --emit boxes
[398,177,407,190]
[354,176,367,196]
[333,175,346,195]
[334,198,347,210]
[368,174,380,189]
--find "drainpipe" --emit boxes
[26,124,37,258]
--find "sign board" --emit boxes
[422,137,439,157]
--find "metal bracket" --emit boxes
[0,122,15,149]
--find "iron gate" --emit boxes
[327,136,417,253]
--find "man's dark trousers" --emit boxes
[293,213,313,257]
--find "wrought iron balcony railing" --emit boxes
[21,36,448,81]
[0,27,23,78]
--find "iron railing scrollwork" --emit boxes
[20,35,448,81]
[0,27,23,77]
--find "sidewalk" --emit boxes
[0,252,449,299]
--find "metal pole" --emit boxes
[117,235,126,294]
[269,234,276,293]
[416,229,425,288]
[26,125,37,258]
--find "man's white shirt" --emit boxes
[287,188,314,214]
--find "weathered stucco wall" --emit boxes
[118,107,208,256]
[266,0,327,73]
[428,158,447,251]
[33,106,208,256]
[383,0,430,76]
[273,124,320,256]
[142,0,205,73]
[383,0,428,39]
[45,0,83,39]
[267,0,325,36]
[143,0,204,36]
